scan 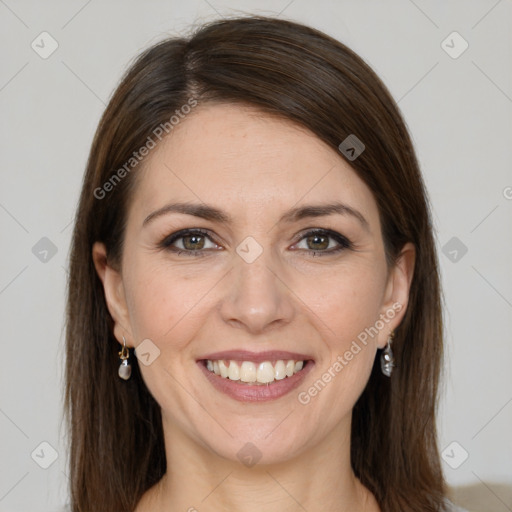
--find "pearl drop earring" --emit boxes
[380,331,395,377]
[118,336,132,380]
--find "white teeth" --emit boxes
[205,358,307,384]
[285,360,295,377]
[240,361,256,382]
[228,361,240,381]
[219,360,229,378]
[257,362,275,383]
[274,360,287,380]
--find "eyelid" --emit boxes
[291,228,353,252]
[159,227,353,256]
[159,228,222,253]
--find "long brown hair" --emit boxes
[65,16,447,511]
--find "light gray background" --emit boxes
[1,1,511,511]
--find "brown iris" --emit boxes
[182,234,206,250]
[306,234,329,251]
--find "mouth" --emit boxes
[203,358,308,384]
[197,350,314,402]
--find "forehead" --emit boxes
[130,103,379,227]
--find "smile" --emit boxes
[197,350,314,402]
[205,359,304,384]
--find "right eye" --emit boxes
[159,229,222,256]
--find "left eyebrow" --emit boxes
[279,202,370,232]
[142,200,370,232]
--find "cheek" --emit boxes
[122,254,222,344]
[293,261,386,393]
[293,269,385,423]
[124,249,388,349]
[293,260,388,344]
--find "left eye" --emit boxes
[293,229,352,254]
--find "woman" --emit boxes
[65,16,467,512]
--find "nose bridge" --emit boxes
[219,243,294,333]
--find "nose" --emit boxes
[218,249,295,335]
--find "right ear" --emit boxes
[92,242,133,347]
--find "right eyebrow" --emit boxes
[143,202,231,227]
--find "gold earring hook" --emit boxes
[119,335,130,360]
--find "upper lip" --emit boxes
[198,350,314,364]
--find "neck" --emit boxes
[137,414,379,512]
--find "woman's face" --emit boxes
[95,103,413,465]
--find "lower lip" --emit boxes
[197,360,314,402]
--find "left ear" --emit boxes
[377,242,416,349]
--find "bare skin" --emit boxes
[93,103,415,512]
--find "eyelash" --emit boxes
[159,228,353,257]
